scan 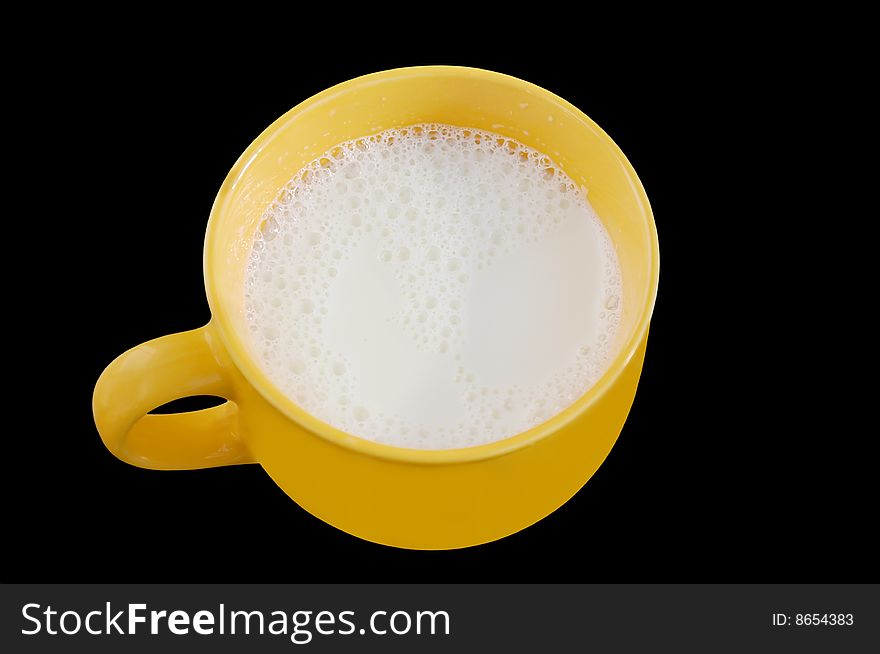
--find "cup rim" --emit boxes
[204,65,659,464]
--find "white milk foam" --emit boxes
[245,124,621,449]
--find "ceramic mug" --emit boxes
[93,66,659,549]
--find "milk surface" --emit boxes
[245,124,621,448]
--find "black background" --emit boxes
[8,39,870,582]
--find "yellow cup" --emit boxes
[93,66,659,549]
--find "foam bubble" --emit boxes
[245,124,622,449]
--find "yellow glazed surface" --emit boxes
[93,66,659,549]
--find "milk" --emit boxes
[245,124,621,449]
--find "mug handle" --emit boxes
[93,324,254,470]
